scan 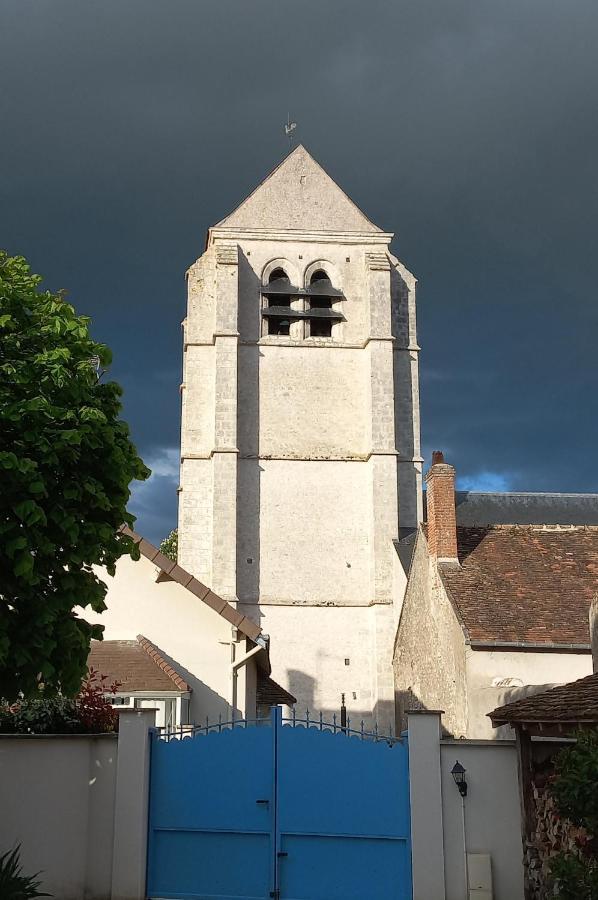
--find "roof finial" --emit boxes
[284,112,297,149]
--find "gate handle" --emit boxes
[256,799,269,804]
[277,851,288,858]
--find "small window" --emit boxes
[111,696,131,706]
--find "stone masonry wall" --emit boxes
[393,530,468,736]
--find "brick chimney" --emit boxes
[425,451,458,563]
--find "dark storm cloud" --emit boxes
[2,1,597,542]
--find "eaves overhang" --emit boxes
[468,640,592,653]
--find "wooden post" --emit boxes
[515,726,534,900]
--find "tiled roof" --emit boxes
[256,671,296,707]
[119,525,262,644]
[423,491,598,526]
[439,525,598,646]
[489,672,598,726]
[455,491,598,526]
[88,636,191,693]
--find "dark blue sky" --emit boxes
[2,1,597,543]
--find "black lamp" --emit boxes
[451,760,468,797]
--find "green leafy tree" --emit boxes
[0,251,149,700]
[159,528,178,562]
[549,729,598,898]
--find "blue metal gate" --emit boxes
[147,709,412,899]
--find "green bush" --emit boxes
[0,845,51,898]
[549,730,598,898]
[551,730,598,836]
[0,697,80,735]
[0,669,120,734]
[549,853,598,900]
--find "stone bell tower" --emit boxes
[178,145,422,726]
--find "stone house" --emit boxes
[393,453,598,739]
[83,526,294,727]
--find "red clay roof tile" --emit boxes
[438,525,598,646]
[489,672,598,725]
[88,637,190,693]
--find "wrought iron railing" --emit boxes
[155,709,402,745]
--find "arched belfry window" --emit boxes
[262,267,294,336]
[260,262,344,339]
[305,268,344,338]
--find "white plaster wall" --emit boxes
[242,603,396,731]
[0,735,117,899]
[238,344,368,458]
[253,459,372,606]
[465,648,593,739]
[440,740,524,900]
[87,553,238,723]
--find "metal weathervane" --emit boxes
[284,113,297,148]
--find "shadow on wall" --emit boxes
[394,686,457,738]
[284,670,397,735]
[236,250,263,624]
[390,264,420,537]
[146,641,235,723]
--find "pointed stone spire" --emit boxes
[214,145,383,234]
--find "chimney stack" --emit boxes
[426,451,458,563]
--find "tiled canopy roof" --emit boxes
[88,636,191,693]
[489,672,598,727]
[439,525,598,647]
[256,671,296,707]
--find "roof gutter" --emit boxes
[231,642,267,716]
[468,640,591,652]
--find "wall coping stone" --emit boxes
[0,732,118,739]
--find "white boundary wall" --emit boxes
[0,709,154,900]
[1,707,523,899]
[408,711,524,900]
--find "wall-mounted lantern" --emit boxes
[451,760,468,797]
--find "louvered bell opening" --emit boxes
[305,278,343,297]
[261,277,300,295]
[262,305,302,318]
[306,307,345,320]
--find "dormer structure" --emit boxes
[178,145,422,725]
